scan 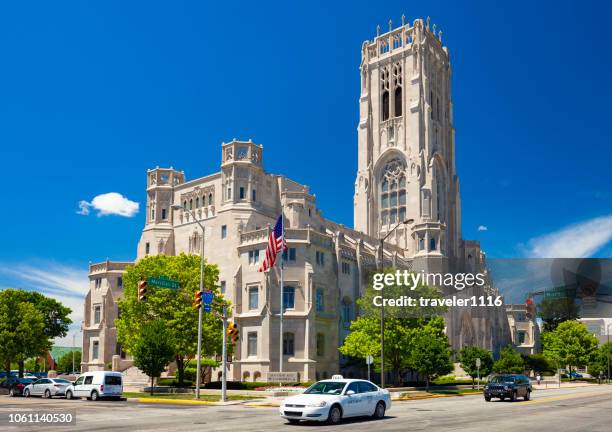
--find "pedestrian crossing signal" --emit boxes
[138,280,147,302]
[227,322,239,344]
[193,291,202,310]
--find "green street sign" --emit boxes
[148,276,180,290]
[544,287,576,299]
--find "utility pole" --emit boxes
[221,305,228,402]
[72,333,75,373]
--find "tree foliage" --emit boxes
[587,342,612,379]
[132,320,176,395]
[0,289,71,377]
[409,317,454,390]
[56,350,82,373]
[116,254,226,387]
[537,297,580,332]
[522,353,555,375]
[459,346,493,387]
[542,320,598,377]
[493,345,524,374]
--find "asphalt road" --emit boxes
[1,385,611,432]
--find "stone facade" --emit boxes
[82,18,513,380]
[506,304,541,355]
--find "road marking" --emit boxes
[522,390,612,405]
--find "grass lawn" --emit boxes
[429,388,482,395]
[123,392,260,401]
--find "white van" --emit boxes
[65,371,123,401]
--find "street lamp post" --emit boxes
[171,204,206,399]
[606,324,612,384]
[378,218,414,388]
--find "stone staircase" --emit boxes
[121,366,151,391]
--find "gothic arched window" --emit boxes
[208,193,213,206]
[195,197,199,208]
[433,161,446,223]
[381,67,390,121]
[382,91,389,121]
[392,63,402,117]
[380,158,407,227]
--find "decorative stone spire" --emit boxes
[388,19,392,32]
[376,24,380,36]
[401,14,405,26]
[439,31,443,43]
[426,16,430,30]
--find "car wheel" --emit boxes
[524,390,531,401]
[66,390,73,400]
[511,391,517,402]
[91,390,99,401]
[484,396,491,402]
[372,401,386,419]
[44,389,51,399]
[24,389,30,398]
[327,404,342,425]
[500,396,505,401]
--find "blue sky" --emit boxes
[1,1,611,343]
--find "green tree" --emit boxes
[459,346,493,388]
[132,320,176,395]
[522,353,555,375]
[0,290,50,377]
[409,317,454,390]
[339,269,448,385]
[56,350,82,373]
[542,321,598,379]
[538,297,580,332]
[116,254,226,387]
[493,345,524,374]
[587,342,612,380]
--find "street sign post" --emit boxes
[366,355,374,382]
[147,276,180,290]
[476,358,481,390]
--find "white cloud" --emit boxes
[524,215,612,258]
[477,225,488,232]
[0,261,89,346]
[77,192,139,217]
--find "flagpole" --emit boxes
[279,204,284,374]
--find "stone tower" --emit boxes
[354,18,462,273]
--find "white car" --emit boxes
[279,376,391,424]
[65,371,123,401]
[24,378,71,398]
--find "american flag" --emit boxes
[258,215,286,272]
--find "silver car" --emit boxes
[24,378,72,398]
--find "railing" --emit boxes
[89,261,132,274]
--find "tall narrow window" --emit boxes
[220,280,226,294]
[161,208,167,220]
[316,288,324,312]
[221,225,227,239]
[247,332,257,357]
[395,87,402,116]
[382,91,390,121]
[252,189,256,201]
[92,340,99,360]
[93,304,101,324]
[316,333,325,356]
[283,286,295,310]
[380,158,406,228]
[145,242,150,255]
[239,187,245,200]
[249,287,258,310]
[430,237,437,251]
[283,332,295,356]
[208,193,213,205]
[189,199,193,210]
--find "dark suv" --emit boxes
[484,374,532,402]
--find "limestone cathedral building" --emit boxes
[82,18,512,381]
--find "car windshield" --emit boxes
[304,381,346,395]
[490,376,515,384]
[53,379,71,384]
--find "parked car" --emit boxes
[484,374,532,402]
[8,378,36,397]
[65,371,123,401]
[279,376,391,424]
[562,371,583,379]
[24,378,72,398]
[2,375,37,390]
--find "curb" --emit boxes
[136,398,216,405]
[393,392,482,401]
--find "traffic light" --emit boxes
[138,279,147,302]
[525,297,536,319]
[227,322,239,344]
[193,291,202,310]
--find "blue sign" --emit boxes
[202,291,214,305]
[203,304,212,313]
